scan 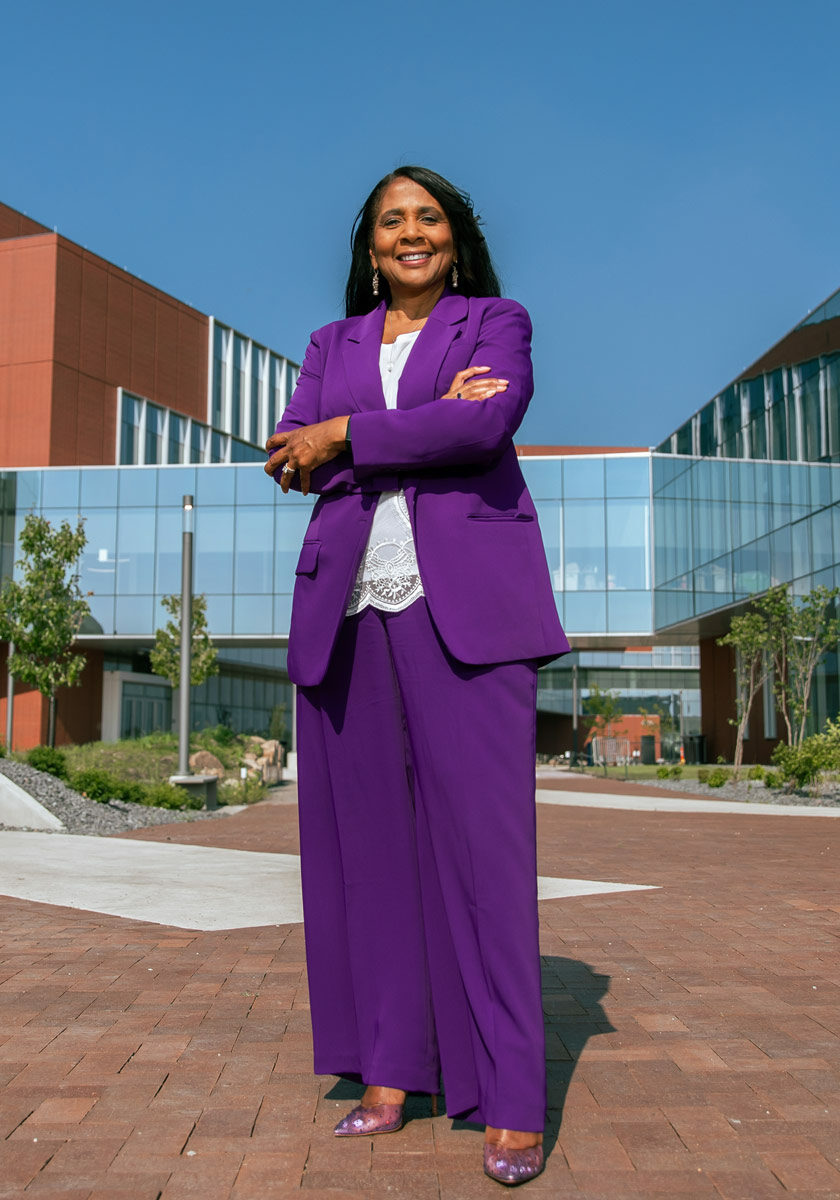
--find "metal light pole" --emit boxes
[177,495,194,778]
[571,662,579,763]
[5,641,13,752]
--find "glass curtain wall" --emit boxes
[521,454,653,635]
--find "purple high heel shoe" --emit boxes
[333,1102,405,1136]
[483,1141,545,1186]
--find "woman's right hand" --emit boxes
[441,366,509,401]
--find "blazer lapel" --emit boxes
[397,291,469,411]
[341,302,387,412]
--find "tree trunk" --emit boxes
[733,717,747,776]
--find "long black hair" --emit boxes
[344,166,502,317]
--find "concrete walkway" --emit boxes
[1,790,839,1197]
[0,830,657,931]
[0,773,64,831]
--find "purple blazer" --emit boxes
[275,291,570,687]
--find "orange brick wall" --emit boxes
[0,201,50,240]
[0,237,58,466]
[0,644,104,750]
[49,240,210,466]
[0,221,210,469]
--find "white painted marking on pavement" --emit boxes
[536,788,840,816]
[0,832,657,931]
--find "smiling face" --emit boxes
[369,176,456,305]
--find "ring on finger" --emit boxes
[281,464,296,475]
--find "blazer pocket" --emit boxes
[466,512,534,522]
[295,541,321,576]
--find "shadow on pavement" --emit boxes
[326,955,613,1158]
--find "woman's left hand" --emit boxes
[265,416,350,495]
[441,366,509,401]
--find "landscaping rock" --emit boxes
[0,759,221,836]
[189,750,225,777]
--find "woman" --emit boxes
[264,166,569,1186]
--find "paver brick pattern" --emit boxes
[1,786,839,1197]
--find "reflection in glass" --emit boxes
[196,466,236,507]
[234,594,271,634]
[155,507,183,595]
[116,508,157,594]
[606,500,649,590]
[234,506,275,594]
[115,595,154,634]
[81,470,119,509]
[237,465,275,506]
[145,404,165,465]
[119,469,158,507]
[80,510,118,595]
[157,467,198,507]
[274,506,317,592]
[519,460,564,499]
[563,501,606,591]
[564,591,606,633]
[204,593,233,635]
[607,591,651,633]
[563,457,604,498]
[195,508,234,593]
[84,593,114,635]
[42,470,80,509]
[273,592,293,634]
[605,456,649,498]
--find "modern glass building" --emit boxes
[1,452,698,753]
[658,286,840,464]
[2,195,840,758]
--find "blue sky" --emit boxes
[4,0,840,447]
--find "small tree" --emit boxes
[150,594,219,695]
[0,513,90,747]
[786,586,840,746]
[753,584,840,747]
[754,585,794,745]
[584,683,623,737]
[718,611,771,777]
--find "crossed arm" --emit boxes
[263,302,531,495]
[264,367,507,495]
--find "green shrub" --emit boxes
[763,770,781,789]
[27,746,69,780]
[209,723,237,747]
[143,781,203,810]
[771,735,838,789]
[707,767,730,788]
[747,764,766,781]
[656,765,670,779]
[697,768,709,784]
[0,739,5,758]
[784,718,840,790]
[669,765,683,779]
[71,767,145,804]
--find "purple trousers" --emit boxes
[296,599,546,1131]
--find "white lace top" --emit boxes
[346,330,424,616]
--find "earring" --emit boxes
[451,262,458,288]
[372,268,379,297]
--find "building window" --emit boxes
[120,393,141,465]
[190,421,208,463]
[168,413,185,464]
[208,321,298,451]
[212,324,227,428]
[250,349,263,445]
[145,404,165,465]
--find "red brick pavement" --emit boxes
[1,794,840,1198]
